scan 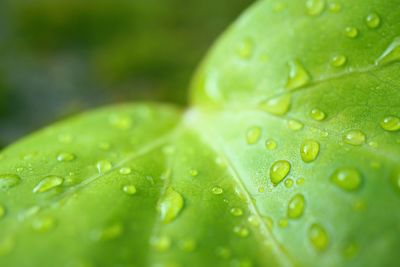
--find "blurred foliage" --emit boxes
[0,0,252,146]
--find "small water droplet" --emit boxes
[343,130,366,146]
[98,142,111,150]
[189,169,199,177]
[390,170,400,195]
[287,194,305,219]
[270,160,291,186]
[119,167,132,175]
[56,152,75,162]
[330,55,347,67]
[285,60,311,90]
[380,116,400,131]
[122,185,137,195]
[109,115,132,130]
[179,238,196,252]
[310,108,327,121]
[343,243,359,259]
[93,223,124,241]
[265,139,277,150]
[344,27,359,38]
[246,126,262,144]
[328,2,341,12]
[278,218,288,228]
[33,176,63,193]
[368,141,378,148]
[216,247,231,259]
[287,119,304,131]
[376,37,400,65]
[0,205,5,219]
[309,223,329,251]
[212,186,223,195]
[233,225,249,238]
[96,160,112,173]
[331,168,362,191]
[300,140,320,163]
[58,133,73,144]
[158,187,184,224]
[32,217,56,233]
[284,178,294,188]
[352,199,366,212]
[236,38,254,59]
[230,207,243,217]
[247,215,260,227]
[151,235,171,252]
[306,0,325,16]
[0,174,21,190]
[366,13,380,29]
[259,94,291,115]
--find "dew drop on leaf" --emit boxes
[56,152,75,162]
[247,215,260,227]
[310,108,327,121]
[119,167,132,175]
[211,186,223,195]
[343,243,359,259]
[284,178,294,188]
[297,177,305,186]
[270,160,291,186]
[287,119,304,131]
[0,174,21,190]
[328,2,341,13]
[246,126,262,144]
[287,194,305,219]
[109,115,132,130]
[278,218,288,228]
[259,94,291,115]
[233,225,249,238]
[158,187,184,224]
[305,0,325,16]
[93,223,124,241]
[189,169,199,177]
[96,160,112,174]
[230,207,244,217]
[309,223,329,251]
[366,13,381,28]
[300,140,320,163]
[122,185,137,195]
[236,37,254,60]
[215,247,231,259]
[331,168,362,191]
[150,235,171,252]
[32,217,56,233]
[343,130,366,146]
[380,116,400,131]
[265,139,277,150]
[33,176,64,193]
[345,27,359,38]
[376,37,400,65]
[330,55,347,67]
[178,239,196,252]
[285,60,311,90]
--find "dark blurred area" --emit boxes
[0,0,252,147]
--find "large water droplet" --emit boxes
[230,207,243,217]
[366,13,381,29]
[285,60,311,90]
[376,37,400,65]
[246,126,262,144]
[306,0,325,16]
[32,217,56,233]
[331,168,362,191]
[300,140,320,163]
[270,160,291,186]
[150,235,171,252]
[96,160,112,174]
[309,223,329,251]
[33,176,64,193]
[259,94,291,115]
[56,152,75,162]
[0,174,21,190]
[343,130,366,146]
[380,116,400,132]
[122,185,137,195]
[287,194,305,219]
[158,187,184,223]
[345,27,359,38]
[330,55,347,67]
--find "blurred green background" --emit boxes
[0,0,252,147]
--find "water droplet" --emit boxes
[390,170,400,195]
[343,243,359,259]
[212,186,223,195]
[331,168,362,191]
[353,200,366,212]
[58,133,73,144]
[270,160,291,186]
[122,185,137,195]
[258,186,265,193]
[189,169,199,177]
[236,38,254,59]
[119,167,132,175]
[158,187,184,224]
[287,194,305,219]
[330,55,347,67]
[285,60,311,90]
[265,139,277,150]
[233,225,249,238]
[284,178,294,188]
[109,115,132,130]
[33,176,64,193]
[96,160,112,173]
[259,94,291,115]
[32,217,56,233]
[309,223,329,251]
[246,126,262,144]
[297,177,305,186]
[300,140,320,163]
[376,37,400,65]
[368,141,378,148]
[344,27,359,38]
[343,130,366,146]
[98,142,111,150]
[230,207,243,217]
[278,218,288,228]
[366,13,380,28]
[247,215,260,227]
[179,239,196,252]
[0,174,21,190]
[216,247,231,259]
[310,108,326,121]
[306,0,325,16]
[151,235,171,252]
[93,223,124,241]
[287,119,304,131]
[0,205,5,219]
[328,2,341,12]
[56,152,75,162]
[380,116,400,131]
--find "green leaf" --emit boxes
[1,0,400,267]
